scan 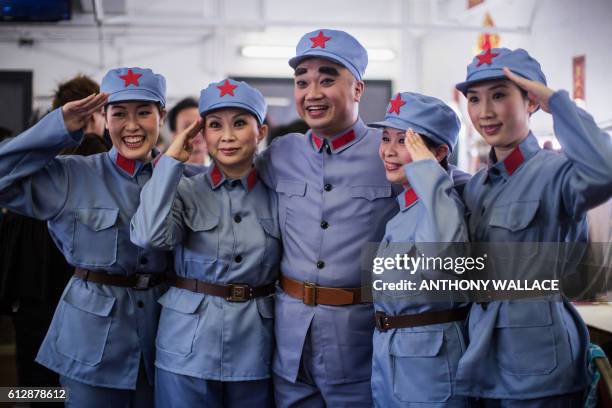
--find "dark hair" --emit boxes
[0,126,12,142]
[50,75,108,156]
[202,108,262,127]
[52,75,100,110]
[510,81,534,114]
[268,119,309,144]
[60,134,109,156]
[467,78,529,99]
[167,97,198,132]
[420,134,449,170]
[104,101,164,112]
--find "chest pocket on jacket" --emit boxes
[389,330,451,402]
[276,180,307,237]
[276,180,307,198]
[72,208,119,267]
[347,185,393,227]
[489,200,540,258]
[489,200,539,232]
[350,185,392,201]
[183,208,219,263]
[56,283,116,366]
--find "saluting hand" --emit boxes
[165,118,205,163]
[503,67,555,113]
[404,129,436,162]
[62,93,108,133]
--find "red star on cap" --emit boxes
[310,31,331,49]
[217,79,238,97]
[476,48,499,67]
[388,93,406,115]
[119,69,142,87]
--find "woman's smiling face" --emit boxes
[105,101,164,161]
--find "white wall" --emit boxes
[420,0,612,134]
[1,0,610,132]
[0,0,407,110]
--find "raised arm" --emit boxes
[504,68,612,218]
[130,118,204,250]
[404,130,468,244]
[0,93,107,219]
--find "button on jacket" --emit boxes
[372,160,471,406]
[130,155,280,381]
[0,108,172,389]
[455,90,612,399]
[257,118,400,384]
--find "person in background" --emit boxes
[167,97,210,166]
[0,126,11,141]
[53,74,112,152]
[0,125,13,281]
[267,119,309,145]
[0,75,110,399]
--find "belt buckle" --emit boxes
[134,274,152,290]
[227,283,250,302]
[302,282,317,306]
[374,311,389,332]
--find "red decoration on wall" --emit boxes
[468,0,485,9]
[476,13,500,54]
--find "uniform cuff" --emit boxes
[548,90,571,114]
[54,107,84,145]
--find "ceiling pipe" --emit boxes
[92,0,105,68]
[0,18,530,35]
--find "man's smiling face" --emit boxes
[293,57,363,137]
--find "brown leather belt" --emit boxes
[374,306,470,332]
[280,275,366,306]
[172,276,275,302]
[74,267,167,290]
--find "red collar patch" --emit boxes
[476,48,499,67]
[330,129,356,150]
[209,165,257,191]
[388,93,406,115]
[312,129,356,153]
[210,164,224,188]
[503,145,525,176]
[116,153,136,175]
[310,31,331,49]
[404,188,418,208]
[246,168,258,192]
[119,69,142,87]
[217,80,238,97]
[312,133,324,151]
